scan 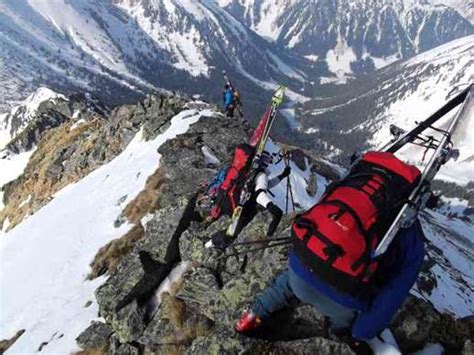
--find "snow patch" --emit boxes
[265,139,328,213]
[18,194,32,208]
[325,37,357,84]
[0,149,35,190]
[201,146,220,167]
[21,87,67,117]
[304,54,319,62]
[371,54,400,69]
[70,119,86,131]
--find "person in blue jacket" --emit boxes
[223,84,235,117]
[235,220,425,348]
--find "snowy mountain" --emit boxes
[220,0,473,81]
[0,0,308,114]
[1,0,472,112]
[0,93,472,354]
[296,35,473,173]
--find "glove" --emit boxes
[278,166,291,180]
[210,230,233,250]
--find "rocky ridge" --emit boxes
[62,97,472,354]
[1,91,472,353]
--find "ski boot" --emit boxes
[205,230,233,250]
[235,309,262,333]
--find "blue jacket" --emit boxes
[223,88,234,107]
[289,220,425,340]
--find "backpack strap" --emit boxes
[295,217,346,265]
[320,200,374,273]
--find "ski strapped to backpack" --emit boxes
[291,84,472,298]
[226,86,287,237]
[374,84,473,257]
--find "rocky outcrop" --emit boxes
[0,92,188,231]
[3,91,108,154]
[0,330,25,354]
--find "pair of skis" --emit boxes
[373,84,472,257]
[226,86,287,237]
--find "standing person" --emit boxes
[208,150,291,249]
[223,84,235,118]
[233,89,243,117]
[235,151,425,351]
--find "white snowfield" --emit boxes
[417,209,474,317]
[368,35,474,186]
[0,109,207,354]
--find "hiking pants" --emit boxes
[232,200,258,237]
[251,268,357,331]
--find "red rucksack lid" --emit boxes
[361,151,421,184]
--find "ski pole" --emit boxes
[224,240,292,259]
[285,155,290,214]
[230,236,291,247]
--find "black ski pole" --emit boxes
[224,240,292,259]
[230,236,291,247]
[285,154,290,214]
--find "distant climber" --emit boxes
[235,151,426,352]
[223,84,235,118]
[206,148,291,249]
[233,89,243,117]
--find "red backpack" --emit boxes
[210,143,255,219]
[292,151,421,298]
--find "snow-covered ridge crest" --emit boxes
[0,87,67,150]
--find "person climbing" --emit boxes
[207,150,291,249]
[235,151,425,351]
[233,89,243,117]
[223,84,235,118]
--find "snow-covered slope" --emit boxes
[417,209,474,317]
[221,0,473,80]
[0,109,205,353]
[298,35,473,168]
[0,0,307,112]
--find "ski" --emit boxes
[374,84,473,257]
[382,85,471,153]
[222,70,233,91]
[226,86,287,237]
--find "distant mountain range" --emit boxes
[1,0,472,113]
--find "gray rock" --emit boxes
[76,321,113,350]
[114,342,140,355]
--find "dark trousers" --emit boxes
[251,269,356,331]
[232,201,281,238]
